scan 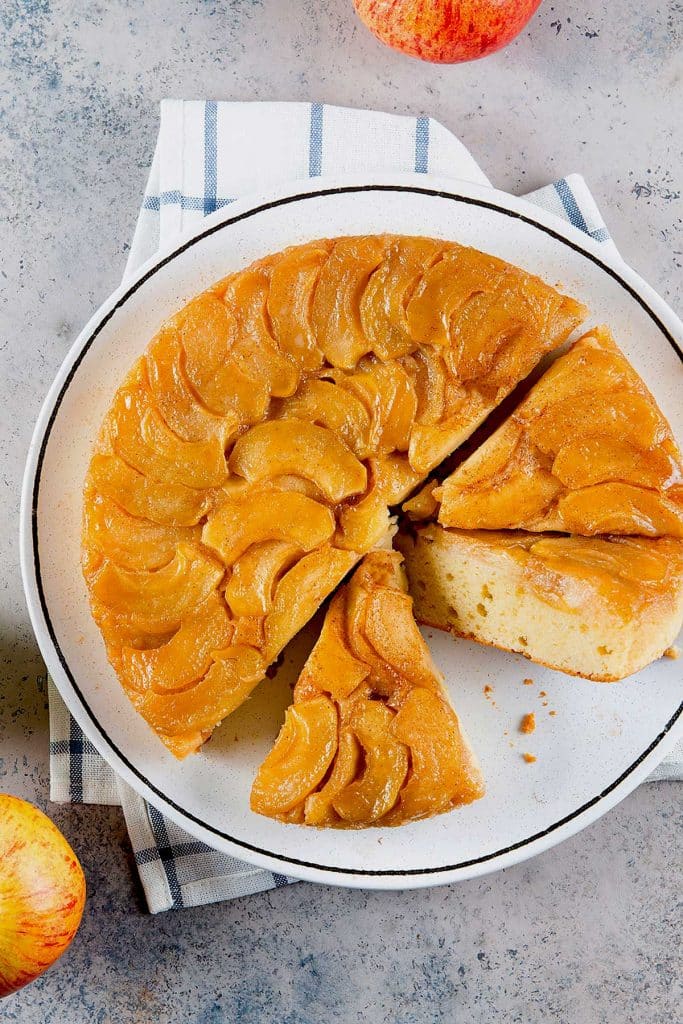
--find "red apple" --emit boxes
[0,795,86,997]
[354,0,544,63]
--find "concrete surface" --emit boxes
[0,1,681,1021]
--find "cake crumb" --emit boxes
[519,713,536,734]
[664,645,680,660]
[523,677,534,686]
[522,752,537,764]
[483,685,494,697]
[549,710,557,717]
[539,690,547,698]
[541,701,548,708]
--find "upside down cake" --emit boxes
[82,234,585,775]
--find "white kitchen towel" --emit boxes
[49,101,682,913]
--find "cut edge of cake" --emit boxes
[396,524,683,682]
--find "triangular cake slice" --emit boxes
[429,327,683,536]
[250,550,484,826]
[397,525,683,681]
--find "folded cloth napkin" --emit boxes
[49,101,683,913]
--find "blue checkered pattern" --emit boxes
[48,101,681,913]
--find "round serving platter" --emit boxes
[20,173,683,888]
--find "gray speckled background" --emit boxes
[0,1,681,1021]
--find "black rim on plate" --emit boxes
[30,184,683,877]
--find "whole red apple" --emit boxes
[0,794,86,997]
[354,0,544,63]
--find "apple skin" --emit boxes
[354,0,544,64]
[0,795,86,997]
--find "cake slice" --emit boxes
[428,327,683,537]
[250,550,484,826]
[397,524,683,681]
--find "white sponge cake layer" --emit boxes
[397,525,683,682]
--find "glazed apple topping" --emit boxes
[250,551,485,827]
[82,234,585,760]
[434,327,683,537]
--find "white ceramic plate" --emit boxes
[21,174,683,888]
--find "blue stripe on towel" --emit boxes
[553,179,610,242]
[142,191,234,212]
[204,100,218,216]
[147,805,185,908]
[69,714,83,803]
[309,102,324,177]
[415,116,429,173]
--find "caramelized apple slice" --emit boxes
[391,688,484,819]
[483,292,588,396]
[83,491,196,571]
[304,729,361,826]
[552,435,679,490]
[558,483,683,537]
[230,420,367,503]
[296,592,369,702]
[106,366,228,489]
[528,536,668,585]
[332,701,408,823]
[449,271,567,383]
[265,546,358,660]
[202,488,335,565]
[311,236,388,368]
[87,454,213,527]
[142,645,265,741]
[267,241,330,372]
[222,266,300,398]
[250,696,338,816]
[405,246,507,347]
[91,543,224,634]
[406,346,447,425]
[437,467,562,530]
[341,360,417,454]
[363,588,441,690]
[225,541,302,616]
[180,291,270,422]
[335,494,393,552]
[146,326,238,445]
[370,454,423,505]
[529,391,662,457]
[276,379,373,459]
[360,237,445,359]
[527,329,632,409]
[120,593,234,694]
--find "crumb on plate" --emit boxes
[520,712,536,734]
